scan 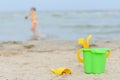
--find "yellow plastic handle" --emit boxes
[106,50,111,58]
[77,50,83,63]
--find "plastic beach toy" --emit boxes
[77,35,111,74]
[78,34,92,48]
[50,68,71,75]
[77,48,110,74]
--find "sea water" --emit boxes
[0,10,120,41]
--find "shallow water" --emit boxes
[0,11,120,41]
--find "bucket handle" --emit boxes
[106,50,111,58]
[77,50,84,63]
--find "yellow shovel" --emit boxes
[50,68,71,75]
[78,34,92,48]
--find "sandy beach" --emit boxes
[0,39,120,80]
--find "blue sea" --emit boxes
[0,10,120,41]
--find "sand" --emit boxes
[0,39,120,80]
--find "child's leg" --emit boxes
[31,26,36,36]
[31,26,40,36]
[31,21,40,36]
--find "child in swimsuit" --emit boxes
[25,7,39,36]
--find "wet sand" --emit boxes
[0,40,120,80]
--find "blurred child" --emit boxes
[25,7,39,36]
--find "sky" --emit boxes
[0,0,120,11]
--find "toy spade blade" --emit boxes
[78,38,85,45]
[50,68,71,75]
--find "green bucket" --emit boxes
[77,48,110,74]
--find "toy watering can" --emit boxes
[77,35,111,74]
